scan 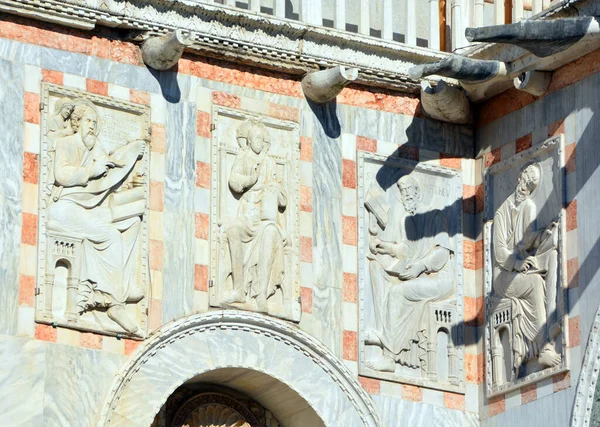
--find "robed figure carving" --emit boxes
[45,99,147,334]
[220,118,289,313]
[492,162,561,370]
[364,174,455,373]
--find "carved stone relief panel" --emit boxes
[484,135,568,396]
[36,83,151,338]
[210,107,301,322]
[358,152,465,392]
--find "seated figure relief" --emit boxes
[491,162,561,373]
[364,174,456,375]
[41,93,149,336]
[219,118,289,314]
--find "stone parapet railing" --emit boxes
[199,0,555,52]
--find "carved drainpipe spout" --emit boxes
[513,70,551,97]
[465,17,600,57]
[141,29,194,71]
[420,80,471,125]
[408,55,507,83]
[302,66,359,103]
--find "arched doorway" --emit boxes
[98,311,380,427]
[152,368,325,426]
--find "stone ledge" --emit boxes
[0,0,448,93]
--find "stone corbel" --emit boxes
[408,55,507,83]
[513,70,551,97]
[465,16,600,58]
[141,29,194,71]
[301,66,359,103]
[420,80,471,125]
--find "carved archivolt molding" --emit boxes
[571,305,600,427]
[98,310,381,427]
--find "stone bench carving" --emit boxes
[490,297,514,386]
[43,232,83,322]
[426,301,459,385]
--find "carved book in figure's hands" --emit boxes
[365,185,388,230]
[110,187,145,222]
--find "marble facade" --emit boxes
[0,1,597,424]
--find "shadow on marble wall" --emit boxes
[148,65,182,103]
[307,98,341,138]
[374,115,470,240]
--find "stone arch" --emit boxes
[572,305,600,427]
[98,310,380,427]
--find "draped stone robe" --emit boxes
[368,200,454,369]
[492,195,557,367]
[46,132,143,308]
[222,148,288,304]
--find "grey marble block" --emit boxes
[43,342,124,427]
[311,111,343,357]
[0,58,24,335]
[573,72,600,350]
[336,104,473,158]
[0,336,45,426]
[482,387,574,427]
[161,102,196,323]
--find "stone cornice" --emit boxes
[0,0,449,93]
[458,0,600,101]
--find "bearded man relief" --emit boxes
[38,86,150,337]
[489,160,562,387]
[363,172,457,378]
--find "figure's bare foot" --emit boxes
[364,330,383,347]
[539,345,561,367]
[107,305,139,334]
[549,322,562,340]
[223,289,245,304]
[366,355,396,372]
